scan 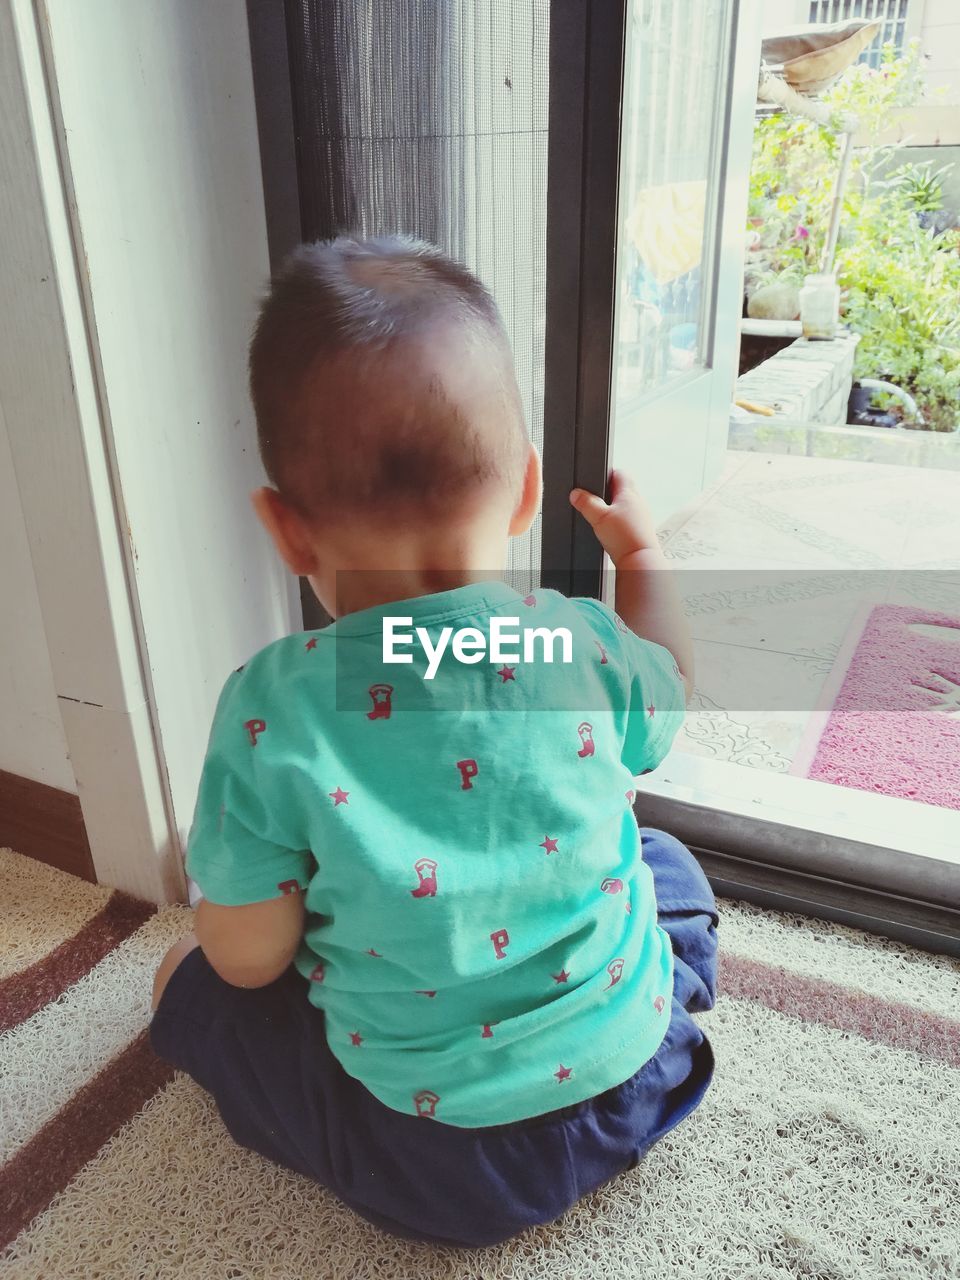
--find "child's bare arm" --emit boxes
[570,471,694,698]
[195,892,304,988]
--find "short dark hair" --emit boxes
[249,236,527,522]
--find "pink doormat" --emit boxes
[791,603,960,809]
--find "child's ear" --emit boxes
[508,444,543,537]
[251,487,318,577]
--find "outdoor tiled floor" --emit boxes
[659,449,960,775]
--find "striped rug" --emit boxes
[2,846,959,1279]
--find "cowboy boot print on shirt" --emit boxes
[577,721,595,757]
[367,683,394,720]
[410,857,439,898]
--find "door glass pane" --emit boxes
[614,0,730,406]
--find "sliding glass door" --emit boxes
[247,0,960,953]
[540,0,756,584]
[540,0,960,954]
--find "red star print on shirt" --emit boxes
[349,1031,363,1046]
[366,948,382,957]
[329,786,349,805]
[555,1064,572,1083]
[540,836,559,854]
[414,1089,440,1118]
[305,637,318,651]
[552,968,570,984]
[497,665,516,682]
[647,703,656,718]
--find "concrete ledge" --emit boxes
[736,331,860,426]
[728,418,960,471]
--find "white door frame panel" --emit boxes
[1,0,295,900]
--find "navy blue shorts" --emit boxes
[150,828,718,1248]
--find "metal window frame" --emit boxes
[637,758,960,957]
[540,1,628,598]
[245,0,330,631]
[246,0,303,271]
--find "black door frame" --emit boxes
[246,0,303,270]
[246,0,328,629]
[540,0,627,599]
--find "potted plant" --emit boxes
[746,42,960,431]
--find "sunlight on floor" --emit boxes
[660,450,960,777]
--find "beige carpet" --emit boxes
[2,845,959,1279]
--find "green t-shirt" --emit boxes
[186,581,686,1127]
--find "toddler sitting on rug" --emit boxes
[150,236,718,1247]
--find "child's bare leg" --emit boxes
[152,931,199,1011]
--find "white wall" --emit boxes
[1,0,294,900]
[39,0,293,858]
[0,406,75,792]
[920,0,960,102]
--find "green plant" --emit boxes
[747,41,959,430]
[889,162,947,213]
[840,216,960,430]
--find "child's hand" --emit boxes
[571,469,694,695]
[570,471,660,565]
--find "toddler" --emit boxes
[150,236,718,1248]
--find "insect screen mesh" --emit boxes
[284,0,549,582]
